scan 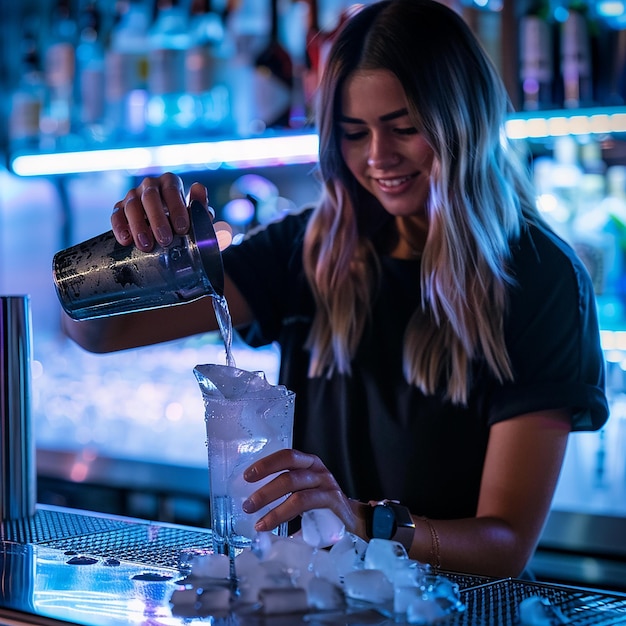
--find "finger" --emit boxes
[159,173,189,235]
[120,191,153,251]
[188,181,209,207]
[111,201,133,245]
[141,184,175,247]
[244,449,319,483]
[137,175,184,247]
[254,488,356,534]
[243,467,332,514]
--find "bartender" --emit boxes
[63,0,609,579]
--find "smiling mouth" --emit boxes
[375,174,416,188]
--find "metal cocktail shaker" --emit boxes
[52,200,225,320]
[0,295,36,520]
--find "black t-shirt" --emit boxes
[222,209,609,519]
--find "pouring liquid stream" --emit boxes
[212,294,236,368]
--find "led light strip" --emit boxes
[9,107,626,177]
[505,106,626,140]
[10,133,320,177]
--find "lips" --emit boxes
[375,173,417,189]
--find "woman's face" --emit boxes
[339,69,435,228]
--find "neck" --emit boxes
[392,217,427,259]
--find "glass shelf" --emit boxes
[8,107,626,178]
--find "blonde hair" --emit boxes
[303,0,546,404]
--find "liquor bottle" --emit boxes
[518,0,557,110]
[146,0,191,139]
[281,0,309,127]
[537,135,582,243]
[105,0,151,140]
[254,0,293,128]
[571,171,609,296]
[185,0,230,135]
[560,0,594,108]
[41,0,78,148]
[9,26,46,151]
[600,166,626,308]
[592,11,626,106]
[76,0,106,140]
[302,0,323,110]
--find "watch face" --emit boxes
[371,505,396,540]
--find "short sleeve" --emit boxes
[221,209,312,345]
[487,225,609,432]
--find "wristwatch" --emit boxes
[366,499,416,552]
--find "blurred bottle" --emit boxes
[254,0,293,128]
[303,0,321,108]
[559,0,595,108]
[519,0,557,110]
[105,0,151,141]
[41,0,78,148]
[592,10,626,106]
[146,0,192,140]
[571,171,610,296]
[551,135,583,218]
[533,155,573,241]
[222,0,274,136]
[9,25,46,151]
[282,0,309,127]
[76,0,106,142]
[601,166,626,309]
[536,135,583,244]
[580,137,607,176]
[185,0,231,135]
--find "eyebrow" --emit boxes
[338,108,410,124]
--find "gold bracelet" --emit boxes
[419,516,441,570]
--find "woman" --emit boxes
[64,0,608,578]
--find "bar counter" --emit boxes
[1,504,625,625]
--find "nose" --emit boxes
[366,134,400,169]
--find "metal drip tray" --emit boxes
[459,579,626,626]
[1,505,213,570]
[1,505,625,626]
[40,524,214,570]
[0,507,131,544]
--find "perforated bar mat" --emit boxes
[457,579,626,626]
[1,508,213,570]
[0,508,132,543]
[3,508,626,625]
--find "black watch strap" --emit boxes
[366,499,416,552]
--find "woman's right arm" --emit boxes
[61,174,254,353]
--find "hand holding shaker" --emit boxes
[52,200,224,320]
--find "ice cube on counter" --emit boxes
[171,528,465,623]
[306,576,346,611]
[170,584,231,613]
[343,568,395,603]
[519,596,570,625]
[301,508,346,548]
[187,552,230,579]
[259,587,308,614]
[364,537,408,580]
[406,596,448,624]
[328,532,368,578]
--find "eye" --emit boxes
[395,127,418,136]
[339,127,367,141]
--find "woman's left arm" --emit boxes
[419,408,571,578]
